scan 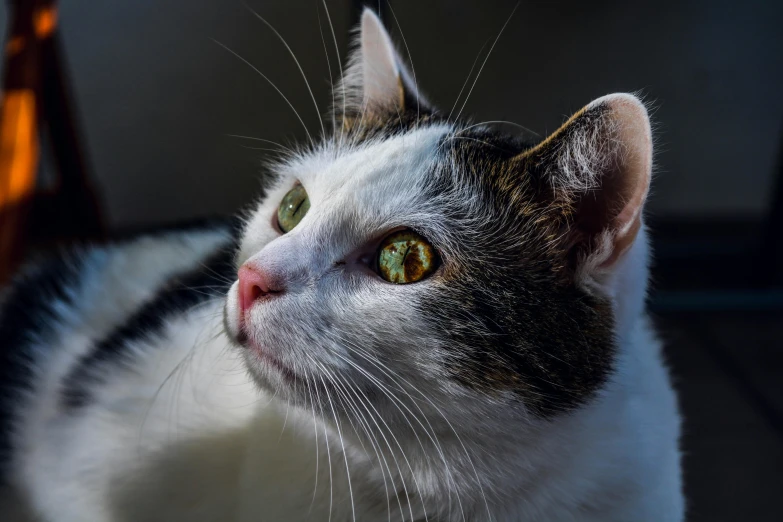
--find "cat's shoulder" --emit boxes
[0,218,240,478]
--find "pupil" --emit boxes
[292,197,305,217]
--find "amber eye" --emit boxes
[377,230,439,284]
[277,184,310,233]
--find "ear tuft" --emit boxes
[523,93,652,274]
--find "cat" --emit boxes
[0,9,683,522]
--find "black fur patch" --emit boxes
[0,250,88,482]
[417,122,617,418]
[60,237,238,410]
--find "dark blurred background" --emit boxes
[1,1,781,520]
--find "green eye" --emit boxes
[277,184,310,233]
[377,230,439,284]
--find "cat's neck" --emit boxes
[222,230,656,521]
[229,314,658,522]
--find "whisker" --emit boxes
[453,2,519,124]
[311,363,335,522]
[334,361,424,522]
[239,145,287,154]
[311,357,400,521]
[318,371,357,522]
[441,135,505,151]
[446,39,490,122]
[242,1,326,138]
[329,338,467,520]
[225,133,289,149]
[356,352,487,520]
[211,38,314,145]
[137,307,224,445]
[320,0,346,151]
[387,4,420,128]
[455,120,540,139]
[278,393,292,444]
[322,360,407,521]
[298,361,321,512]
[195,257,236,285]
[335,350,448,520]
[316,7,338,141]
[315,333,443,519]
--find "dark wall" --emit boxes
[1,0,781,227]
[387,0,783,219]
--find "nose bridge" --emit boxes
[243,193,365,286]
[244,234,308,286]
[248,225,346,292]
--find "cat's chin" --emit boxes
[247,342,300,384]
[223,287,314,399]
[243,355,332,410]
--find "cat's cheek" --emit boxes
[223,280,242,342]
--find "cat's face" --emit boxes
[224,10,652,430]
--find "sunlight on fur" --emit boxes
[0,7,683,522]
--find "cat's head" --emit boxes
[224,10,652,429]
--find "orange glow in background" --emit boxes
[34,6,58,39]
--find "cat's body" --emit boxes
[0,10,683,521]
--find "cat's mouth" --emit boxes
[238,332,300,384]
[224,282,297,382]
[257,350,298,381]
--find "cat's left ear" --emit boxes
[336,9,428,121]
[521,93,652,275]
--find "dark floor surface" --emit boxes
[654,311,783,521]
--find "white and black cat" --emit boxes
[0,10,683,521]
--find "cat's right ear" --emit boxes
[517,94,653,282]
[334,9,428,124]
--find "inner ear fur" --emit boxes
[518,93,652,273]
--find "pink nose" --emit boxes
[238,264,285,313]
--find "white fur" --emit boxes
[1,9,682,522]
[3,129,681,522]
